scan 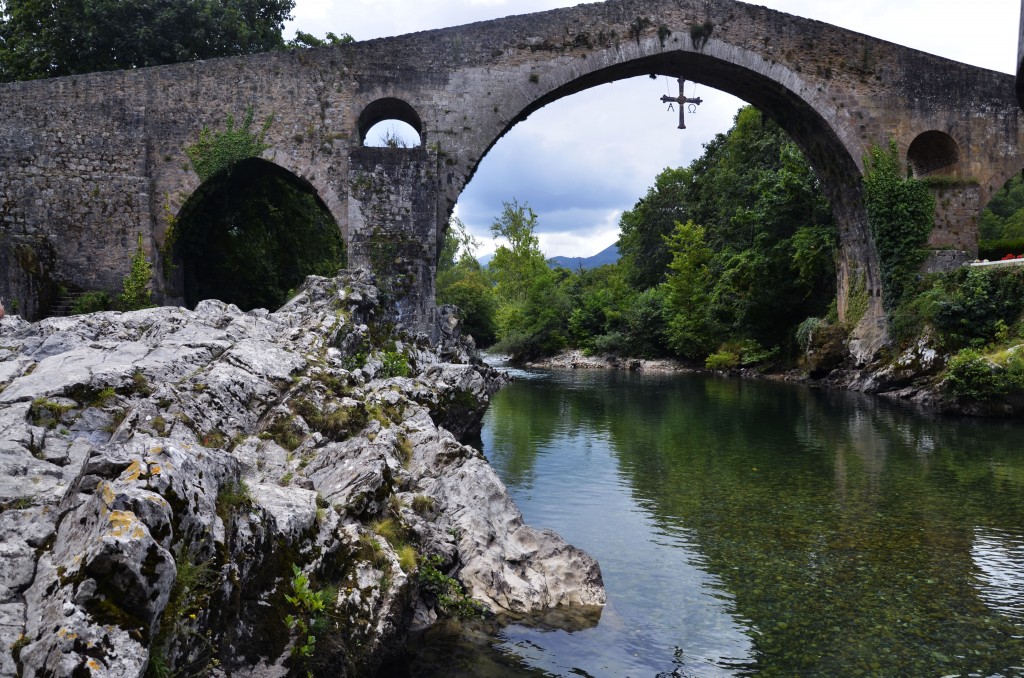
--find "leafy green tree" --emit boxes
[0,0,296,82]
[618,167,691,290]
[440,273,498,347]
[977,176,1024,257]
[620,286,669,357]
[436,217,497,346]
[488,199,549,306]
[1000,208,1024,240]
[485,200,570,360]
[863,142,935,312]
[494,268,570,361]
[641,107,836,357]
[563,265,630,343]
[662,221,716,358]
[436,217,478,281]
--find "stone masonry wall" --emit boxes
[928,183,982,255]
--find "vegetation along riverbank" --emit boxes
[440,106,1024,418]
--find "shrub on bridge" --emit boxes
[117,234,154,311]
[186,108,271,182]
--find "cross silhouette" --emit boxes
[660,78,703,129]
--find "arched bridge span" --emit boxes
[1,0,1022,357]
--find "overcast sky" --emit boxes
[286,0,1021,258]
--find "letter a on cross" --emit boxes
[660,78,703,129]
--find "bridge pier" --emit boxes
[347,146,443,333]
[924,182,980,267]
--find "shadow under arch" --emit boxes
[170,157,346,311]
[907,131,961,178]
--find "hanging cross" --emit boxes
[660,78,703,129]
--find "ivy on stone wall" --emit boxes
[863,141,935,313]
[186,108,271,182]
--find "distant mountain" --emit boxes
[476,243,620,271]
[547,243,619,271]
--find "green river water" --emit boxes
[399,367,1024,677]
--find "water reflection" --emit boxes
[973,527,1024,623]
[402,370,1024,677]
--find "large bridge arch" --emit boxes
[436,37,878,340]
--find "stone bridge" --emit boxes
[2,0,1022,354]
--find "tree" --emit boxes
[436,217,497,347]
[618,167,691,290]
[662,221,716,359]
[488,199,549,306]
[436,216,479,281]
[0,0,296,81]
[485,200,571,360]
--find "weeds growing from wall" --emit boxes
[119,233,155,311]
[186,108,271,182]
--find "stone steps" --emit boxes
[48,291,89,317]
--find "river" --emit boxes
[398,367,1024,677]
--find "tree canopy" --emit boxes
[435,106,838,366]
[0,0,296,81]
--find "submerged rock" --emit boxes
[0,270,604,677]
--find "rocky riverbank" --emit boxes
[0,270,605,677]
[523,349,691,373]
[522,339,1024,419]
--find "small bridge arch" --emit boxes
[169,156,345,311]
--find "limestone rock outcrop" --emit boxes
[0,270,605,677]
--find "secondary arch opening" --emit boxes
[907,131,961,178]
[359,98,423,147]
[172,158,346,311]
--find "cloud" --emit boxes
[455,77,745,255]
